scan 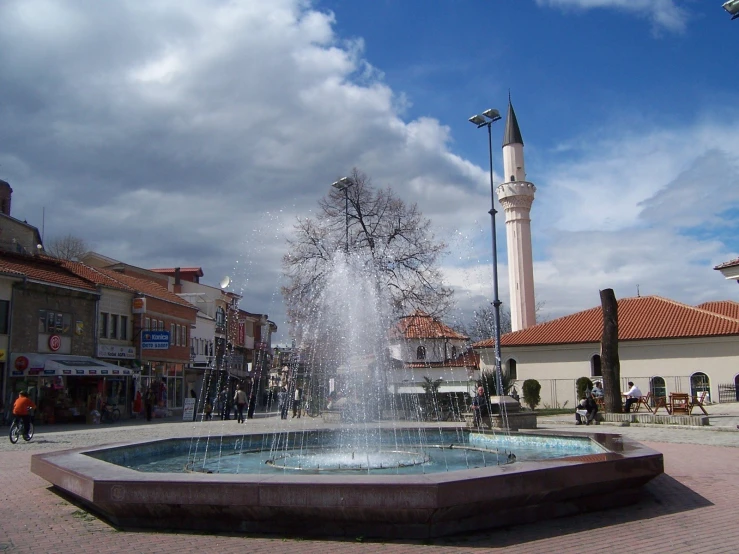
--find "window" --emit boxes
[99,312,109,338]
[690,372,710,401]
[416,345,426,360]
[507,359,517,380]
[183,326,187,348]
[110,315,118,339]
[120,316,128,340]
[451,346,457,359]
[170,323,176,346]
[0,300,9,334]
[216,306,226,327]
[590,354,602,377]
[145,317,151,330]
[39,310,72,335]
[650,376,666,400]
[158,320,164,331]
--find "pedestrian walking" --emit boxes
[234,385,247,423]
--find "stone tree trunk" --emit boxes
[600,288,623,413]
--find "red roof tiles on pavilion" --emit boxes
[473,296,739,348]
[390,309,468,341]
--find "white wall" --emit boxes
[479,336,739,407]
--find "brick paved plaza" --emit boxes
[1,411,737,554]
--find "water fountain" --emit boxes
[31,253,663,538]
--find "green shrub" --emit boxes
[522,379,541,410]
[576,377,594,400]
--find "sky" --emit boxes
[1,0,738,342]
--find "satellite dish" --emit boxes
[220,276,231,289]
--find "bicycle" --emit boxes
[101,404,121,424]
[9,411,34,444]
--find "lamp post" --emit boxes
[469,108,504,396]
[332,176,354,253]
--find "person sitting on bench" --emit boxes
[575,392,598,425]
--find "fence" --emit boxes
[514,375,722,409]
[718,383,738,403]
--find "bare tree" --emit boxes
[456,301,546,344]
[282,169,453,332]
[456,304,512,345]
[44,234,89,261]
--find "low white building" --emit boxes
[388,310,479,397]
[474,296,739,409]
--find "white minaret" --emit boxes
[496,98,536,331]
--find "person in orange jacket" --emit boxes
[12,391,36,440]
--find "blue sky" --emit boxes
[1,0,737,339]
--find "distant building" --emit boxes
[388,310,479,400]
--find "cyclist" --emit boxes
[12,391,36,440]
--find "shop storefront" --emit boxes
[138,361,185,415]
[8,353,134,425]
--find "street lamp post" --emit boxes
[332,177,354,252]
[469,108,504,396]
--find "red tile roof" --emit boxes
[60,261,137,293]
[95,268,197,310]
[473,296,739,348]
[0,253,97,292]
[391,310,468,341]
[714,258,739,270]
[150,267,204,277]
[697,300,739,320]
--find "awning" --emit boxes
[9,353,135,377]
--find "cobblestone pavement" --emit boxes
[0,406,737,554]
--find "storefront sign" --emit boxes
[14,356,29,371]
[132,297,146,314]
[142,331,170,350]
[182,398,196,421]
[49,335,62,351]
[238,320,246,346]
[97,344,136,359]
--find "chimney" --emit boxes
[0,179,12,216]
[174,267,182,293]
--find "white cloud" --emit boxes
[536,0,689,33]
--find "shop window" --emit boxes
[0,300,8,334]
[38,310,72,335]
[110,315,118,339]
[120,316,128,340]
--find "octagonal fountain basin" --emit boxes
[31,428,663,539]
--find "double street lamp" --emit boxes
[468,108,504,395]
[332,177,354,253]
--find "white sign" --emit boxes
[182,398,196,421]
[97,344,136,359]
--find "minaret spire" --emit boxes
[502,97,524,147]
[497,97,536,331]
